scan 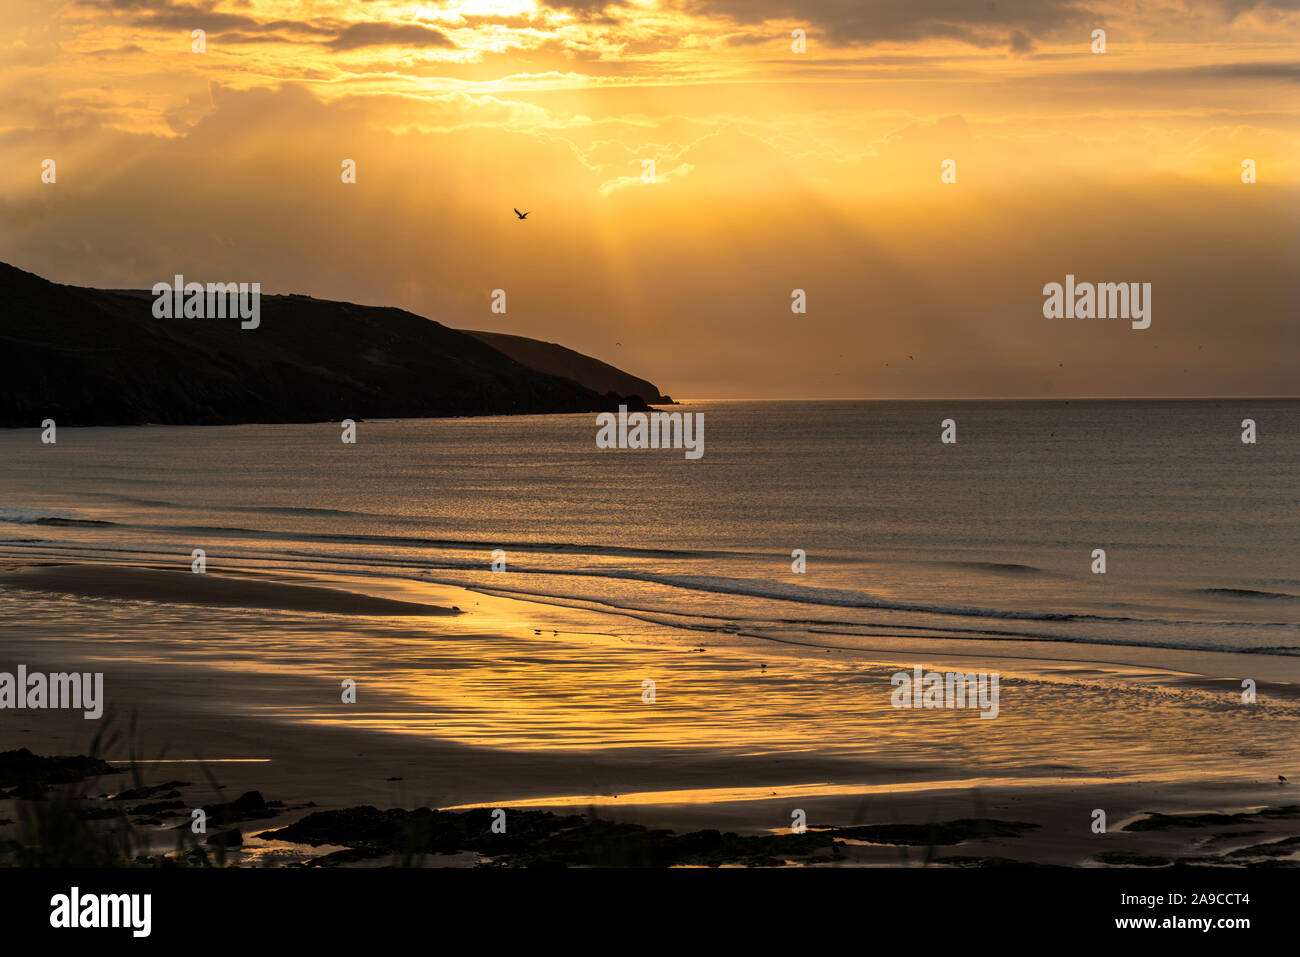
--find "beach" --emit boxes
[1,401,1297,866]
[2,559,1298,867]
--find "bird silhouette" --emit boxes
[1280,775,1289,784]
[513,208,529,220]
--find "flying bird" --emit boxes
[513,208,529,220]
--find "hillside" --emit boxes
[0,263,653,427]
[466,330,673,405]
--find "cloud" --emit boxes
[324,21,457,52]
[75,0,336,39]
[672,0,1300,49]
[538,1,631,24]
[673,0,1091,47]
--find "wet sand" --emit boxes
[2,561,1298,866]
[0,563,461,616]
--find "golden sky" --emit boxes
[2,0,1297,397]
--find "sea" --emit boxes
[2,399,1296,658]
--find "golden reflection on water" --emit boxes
[263,611,1297,780]
[22,572,1298,782]
[439,774,1205,811]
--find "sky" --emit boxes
[1,0,1297,399]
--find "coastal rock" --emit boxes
[262,806,838,867]
[112,780,191,801]
[175,790,283,830]
[127,800,186,816]
[0,748,118,798]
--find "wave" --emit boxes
[245,505,373,518]
[3,531,1294,634]
[0,507,72,524]
[116,522,757,561]
[4,508,1297,661]
[542,570,1295,628]
[1196,588,1300,601]
[455,582,1300,656]
[0,507,115,527]
[416,567,1297,631]
[35,517,118,527]
[924,561,1047,575]
[2,508,868,564]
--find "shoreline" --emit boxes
[0,563,462,617]
[2,559,1298,866]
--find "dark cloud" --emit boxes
[87,43,147,55]
[211,31,303,46]
[1048,61,1300,84]
[324,22,456,51]
[539,1,630,23]
[1209,0,1300,16]
[85,0,180,8]
[76,0,458,50]
[1187,61,1300,80]
[76,0,334,38]
[723,33,773,47]
[674,0,1092,47]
